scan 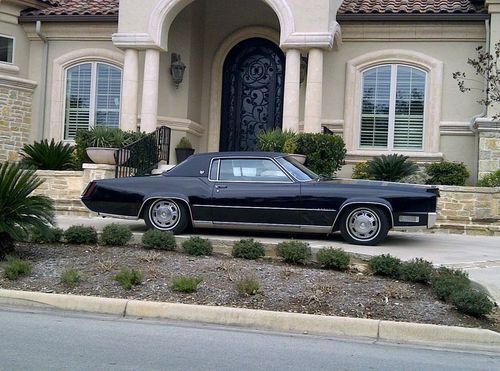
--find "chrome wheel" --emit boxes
[149,199,180,230]
[346,207,381,242]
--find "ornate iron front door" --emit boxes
[220,38,285,152]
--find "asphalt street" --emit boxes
[0,306,498,371]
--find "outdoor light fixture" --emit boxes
[300,55,308,84]
[170,53,186,88]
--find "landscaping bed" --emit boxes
[0,242,498,331]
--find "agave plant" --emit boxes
[20,139,74,170]
[367,154,418,182]
[0,162,55,259]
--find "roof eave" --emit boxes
[19,14,119,23]
[337,13,490,22]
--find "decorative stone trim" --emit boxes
[0,62,20,75]
[48,49,124,141]
[440,121,475,136]
[0,75,37,91]
[112,33,159,50]
[137,115,204,137]
[148,0,295,50]
[344,49,443,155]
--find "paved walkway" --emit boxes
[56,216,500,302]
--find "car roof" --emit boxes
[165,152,287,177]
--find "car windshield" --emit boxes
[276,156,320,182]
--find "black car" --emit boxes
[81,152,439,245]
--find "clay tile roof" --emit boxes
[21,0,119,17]
[338,0,486,15]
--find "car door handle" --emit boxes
[215,185,228,189]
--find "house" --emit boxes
[1,0,499,181]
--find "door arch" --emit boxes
[220,38,285,152]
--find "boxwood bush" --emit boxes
[295,133,346,176]
[100,224,132,246]
[182,237,213,256]
[232,238,265,260]
[30,227,63,244]
[316,247,350,271]
[398,258,433,283]
[451,289,494,317]
[64,225,98,245]
[431,267,470,301]
[275,241,311,264]
[369,254,402,278]
[142,230,176,250]
[477,169,500,187]
[426,161,469,186]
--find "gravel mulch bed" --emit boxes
[1,243,498,331]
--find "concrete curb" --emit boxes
[0,289,498,352]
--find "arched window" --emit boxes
[360,64,426,150]
[64,62,122,139]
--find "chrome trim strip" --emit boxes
[331,201,394,232]
[427,212,437,228]
[192,204,337,213]
[192,220,331,233]
[97,212,140,220]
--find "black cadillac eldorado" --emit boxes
[81,152,439,246]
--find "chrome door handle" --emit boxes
[215,185,228,189]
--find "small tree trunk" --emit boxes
[0,232,14,260]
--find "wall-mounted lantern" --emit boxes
[170,53,186,88]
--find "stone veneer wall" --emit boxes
[437,186,500,235]
[0,84,34,162]
[478,129,500,179]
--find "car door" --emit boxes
[209,157,302,227]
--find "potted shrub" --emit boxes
[175,137,195,163]
[283,136,306,164]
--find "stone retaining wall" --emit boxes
[437,186,500,235]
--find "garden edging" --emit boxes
[0,289,498,352]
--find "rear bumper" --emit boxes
[393,212,438,229]
[427,212,437,228]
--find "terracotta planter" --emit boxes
[86,147,130,165]
[175,148,195,163]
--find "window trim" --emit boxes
[0,34,15,65]
[359,64,428,151]
[344,49,443,158]
[63,61,123,140]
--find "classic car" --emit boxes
[81,152,439,246]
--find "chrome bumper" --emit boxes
[427,212,437,228]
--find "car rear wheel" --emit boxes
[339,206,389,246]
[144,199,189,234]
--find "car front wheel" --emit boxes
[144,199,189,234]
[339,206,389,246]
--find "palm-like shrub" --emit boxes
[20,139,74,170]
[0,162,55,259]
[257,129,296,152]
[367,154,418,182]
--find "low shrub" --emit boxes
[351,162,370,180]
[398,258,433,283]
[369,254,402,278]
[171,276,202,293]
[294,133,346,176]
[142,230,176,250]
[236,277,260,296]
[477,169,500,187]
[60,268,81,287]
[232,239,265,260]
[100,224,132,246]
[182,237,213,256]
[20,139,74,170]
[64,225,98,245]
[275,241,311,264]
[257,129,296,152]
[316,248,350,271]
[367,154,418,182]
[451,289,494,317]
[30,227,63,244]
[3,256,32,280]
[431,267,470,301]
[426,161,469,186]
[114,268,143,290]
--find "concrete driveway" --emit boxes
[56,216,500,302]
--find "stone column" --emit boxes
[475,119,500,179]
[120,49,139,132]
[304,48,324,133]
[282,49,301,132]
[140,48,161,133]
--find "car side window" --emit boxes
[219,159,291,182]
[209,159,219,181]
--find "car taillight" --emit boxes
[426,187,440,197]
[82,181,97,198]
